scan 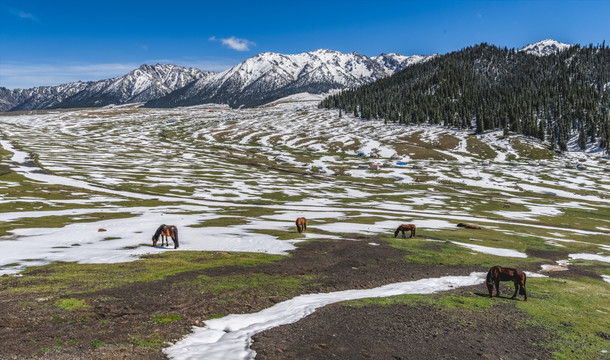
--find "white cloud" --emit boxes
[9,9,39,22]
[219,36,255,52]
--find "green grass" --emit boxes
[152,313,181,325]
[89,339,104,348]
[191,216,250,228]
[517,276,610,359]
[252,228,306,240]
[130,334,165,349]
[1,251,286,295]
[188,273,310,297]
[387,226,546,267]
[512,138,554,159]
[466,135,497,159]
[55,298,89,311]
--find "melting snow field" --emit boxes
[1,101,609,358]
[165,273,486,360]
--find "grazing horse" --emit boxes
[152,224,179,249]
[503,202,511,208]
[486,266,527,301]
[295,217,307,233]
[394,224,416,238]
[457,223,482,229]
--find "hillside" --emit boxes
[320,41,610,154]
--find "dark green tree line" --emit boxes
[320,43,610,153]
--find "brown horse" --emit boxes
[486,266,527,301]
[457,223,482,229]
[152,224,179,249]
[295,217,307,233]
[394,224,416,238]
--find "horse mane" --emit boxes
[394,226,401,237]
[152,224,165,240]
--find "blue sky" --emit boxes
[1,0,609,89]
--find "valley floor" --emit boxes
[0,102,608,359]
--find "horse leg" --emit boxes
[511,280,518,299]
[409,229,414,238]
[402,230,406,238]
[494,280,500,297]
[519,279,527,301]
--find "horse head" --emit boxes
[152,224,165,246]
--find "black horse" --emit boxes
[152,224,179,249]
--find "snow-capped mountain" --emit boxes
[1,40,578,112]
[1,64,211,111]
[0,82,89,112]
[145,50,432,108]
[519,39,572,56]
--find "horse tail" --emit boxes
[173,227,179,249]
[413,225,416,237]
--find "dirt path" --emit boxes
[0,237,552,359]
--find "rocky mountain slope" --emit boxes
[145,50,432,108]
[1,64,211,111]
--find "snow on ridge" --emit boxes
[187,49,430,97]
[520,39,573,56]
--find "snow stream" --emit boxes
[165,272,485,359]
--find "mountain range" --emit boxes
[0,40,572,112]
